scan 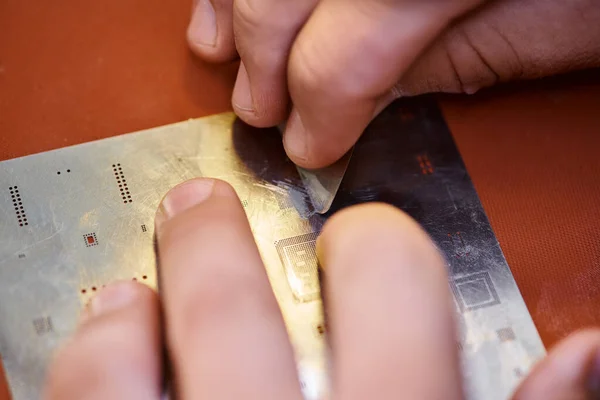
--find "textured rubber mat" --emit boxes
[1,0,599,398]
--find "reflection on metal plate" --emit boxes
[0,99,546,400]
[277,123,351,215]
[275,232,320,303]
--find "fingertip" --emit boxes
[232,65,290,129]
[232,62,256,117]
[320,203,437,257]
[46,281,161,400]
[156,178,241,230]
[283,109,353,169]
[513,329,600,400]
[318,202,448,284]
[79,280,156,326]
[282,109,309,165]
[320,203,402,241]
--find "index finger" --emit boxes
[155,179,303,400]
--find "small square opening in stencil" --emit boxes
[451,272,500,312]
[32,316,53,336]
[496,327,516,342]
[83,233,98,247]
[457,279,492,304]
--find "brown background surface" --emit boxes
[1,0,599,398]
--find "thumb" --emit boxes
[284,0,484,168]
[395,0,600,96]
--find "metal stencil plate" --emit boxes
[0,99,545,400]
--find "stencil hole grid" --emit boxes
[83,233,98,247]
[113,163,132,203]
[9,185,28,226]
[274,232,320,302]
[496,327,516,342]
[32,316,53,336]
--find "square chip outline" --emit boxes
[275,232,320,303]
[451,271,501,312]
[83,232,98,247]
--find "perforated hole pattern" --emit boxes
[9,186,28,227]
[113,163,132,203]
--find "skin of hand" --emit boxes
[187,0,600,169]
[43,178,600,399]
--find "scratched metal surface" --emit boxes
[0,99,545,400]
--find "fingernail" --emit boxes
[89,282,139,317]
[463,85,479,95]
[188,0,217,47]
[232,63,254,113]
[157,178,215,225]
[283,109,308,162]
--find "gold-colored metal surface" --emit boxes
[0,102,546,400]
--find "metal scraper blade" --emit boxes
[296,150,353,214]
[278,124,352,214]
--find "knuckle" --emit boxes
[232,0,294,70]
[170,265,280,350]
[233,0,297,33]
[290,34,382,101]
[233,0,269,35]
[445,33,492,93]
[289,41,338,98]
[442,25,526,94]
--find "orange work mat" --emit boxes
[1,1,599,398]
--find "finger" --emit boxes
[155,178,303,400]
[512,329,600,400]
[231,0,318,127]
[44,282,162,400]
[393,0,600,97]
[285,0,484,168]
[317,203,462,400]
[187,0,238,63]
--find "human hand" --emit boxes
[187,0,600,169]
[44,178,600,399]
